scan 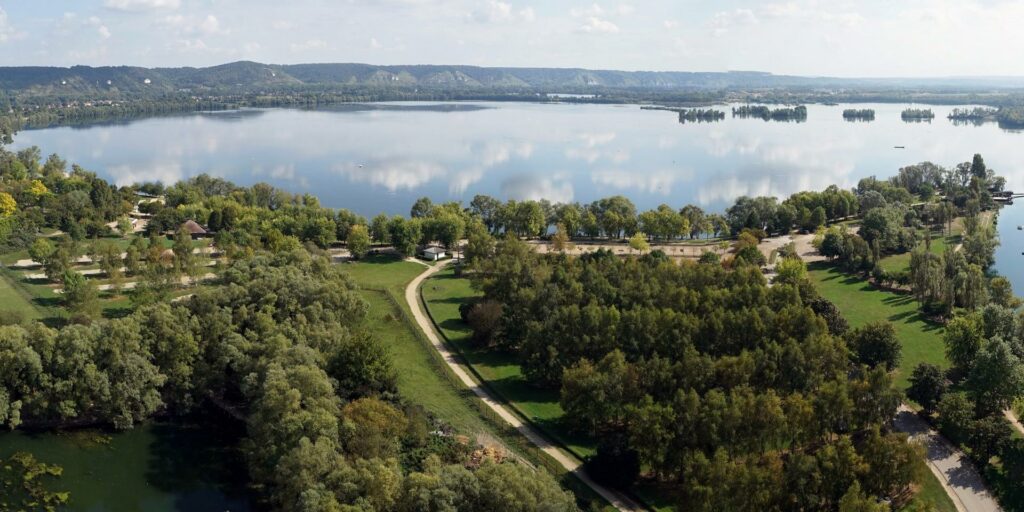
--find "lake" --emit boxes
[0,409,258,512]
[12,102,1024,218]
[13,100,1024,285]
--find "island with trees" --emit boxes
[947,107,999,125]
[731,104,808,122]
[842,108,876,121]
[901,108,936,122]
[677,108,726,123]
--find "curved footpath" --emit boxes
[894,406,1001,512]
[404,260,647,512]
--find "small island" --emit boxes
[731,104,808,122]
[948,107,998,125]
[678,108,726,123]
[842,108,876,121]
[901,108,935,122]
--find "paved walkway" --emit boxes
[894,405,1001,512]
[404,260,646,512]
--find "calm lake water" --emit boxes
[0,410,257,512]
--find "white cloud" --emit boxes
[501,173,574,203]
[0,8,24,43]
[163,14,227,35]
[333,160,445,192]
[710,8,758,36]
[663,20,678,29]
[469,1,536,24]
[577,16,619,34]
[370,37,382,49]
[592,168,688,195]
[290,39,328,52]
[571,4,605,17]
[104,0,181,12]
[98,25,112,39]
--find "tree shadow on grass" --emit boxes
[439,317,470,333]
[32,297,62,308]
[102,307,133,319]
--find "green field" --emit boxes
[807,262,947,390]
[0,271,42,322]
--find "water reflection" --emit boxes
[12,101,1024,218]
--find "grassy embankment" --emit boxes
[340,254,614,511]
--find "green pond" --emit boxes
[0,410,258,511]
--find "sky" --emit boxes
[0,0,1022,77]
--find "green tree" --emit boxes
[943,315,983,373]
[410,197,434,218]
[370,213,391,244]
[628,232,650,254]
[551,223,575,253]
[62,270,99,320]
[907,363,947,414]
[846,322,902,371]
[347,224,371,260]
[967,337,1024,415]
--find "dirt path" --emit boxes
[404,260,647,512]
[894,406,1001,512]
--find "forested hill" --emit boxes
[5,61,1024,98]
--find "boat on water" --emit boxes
[894,146,906,149]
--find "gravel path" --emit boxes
[894,405,1001,512]
[404,260,647,512]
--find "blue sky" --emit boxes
[0,0,1021,77]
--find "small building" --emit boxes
[167,219,212,239]
[419,246,447,262]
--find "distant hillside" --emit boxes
[4,61,1024,99]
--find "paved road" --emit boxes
[404,260,647,512]
[894,405,1001,512]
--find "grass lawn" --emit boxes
[0,271,42,321]
[341,254,427,293]
[878,228,962,274]
[807,262,947,390]
[421,267,596,458]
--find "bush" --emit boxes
[466,301,502,345]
